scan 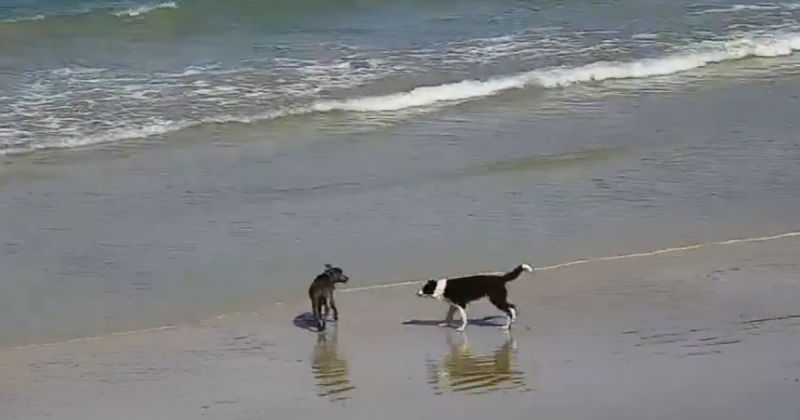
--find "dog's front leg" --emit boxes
[439,305,456,327]
[330,293,339,322]
[322,298,330,325]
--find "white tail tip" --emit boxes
[521,263,533,272]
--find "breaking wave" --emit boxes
[2,30,800,155]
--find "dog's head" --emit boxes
[416,279,439,298]
[323,264,349,284]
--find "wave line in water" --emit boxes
[112,2,178,17]
[7,229,800,351]
[341,230,800,292]
[0,1,178,23]
[317,31,800,112]
[690,2,800,15]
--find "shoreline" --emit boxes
[3,231,800,419]
[3,228,798,353]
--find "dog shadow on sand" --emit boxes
[402,315,506,328]
[296,312,507,330]
[294,311,341,333]
[293,312,322,332]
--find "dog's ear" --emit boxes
[321,264,335,280]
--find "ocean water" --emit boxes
[1,0,800,347]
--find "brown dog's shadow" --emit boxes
[293,312,321,333]
[294,311,341,333]
[402,315,505,328]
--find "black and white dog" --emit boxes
[308,264,349,332]
[416,263,533,332]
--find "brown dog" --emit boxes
[308,264,349,332]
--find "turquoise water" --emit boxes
[3,0,799,154]
[2,0,800,347]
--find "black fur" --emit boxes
[416,263,533,331]
[308,264,349,332]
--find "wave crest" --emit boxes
[316,31,800,112]
[112,2,178,17]
[1,1,178,24]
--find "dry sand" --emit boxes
[3,234,800,420]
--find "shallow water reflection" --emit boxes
[427,332,530,395]
[310,325,355,401]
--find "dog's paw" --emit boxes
[499,324,511,330]
[455,325,467,333]
[438,322,450,327]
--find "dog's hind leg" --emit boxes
[505,303,518,328]
[311,299,321,331]
[489,294,516,330]
[316,298,327,332]
[322,297,331,325]
[453,305,469,333]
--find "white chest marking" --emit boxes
[432,279,448,300]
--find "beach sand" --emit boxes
[3,234,800,420]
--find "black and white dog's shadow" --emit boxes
[403,315,506,328]
[296,312,504,332]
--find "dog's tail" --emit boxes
[501,263,534,283]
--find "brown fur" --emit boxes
[308,264,349,332]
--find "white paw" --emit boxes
[499,324,511,330]
[455,325,466,333]
[438,322,450,327]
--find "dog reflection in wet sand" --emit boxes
[311,325,355,401]
[427,332,528,395]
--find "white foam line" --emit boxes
[691,2,800,15]
[5,325,179,351]
[6,230,800,351]
[112,1,177,17]
[339,230,800,292]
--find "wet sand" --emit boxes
[3,234,800,420]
